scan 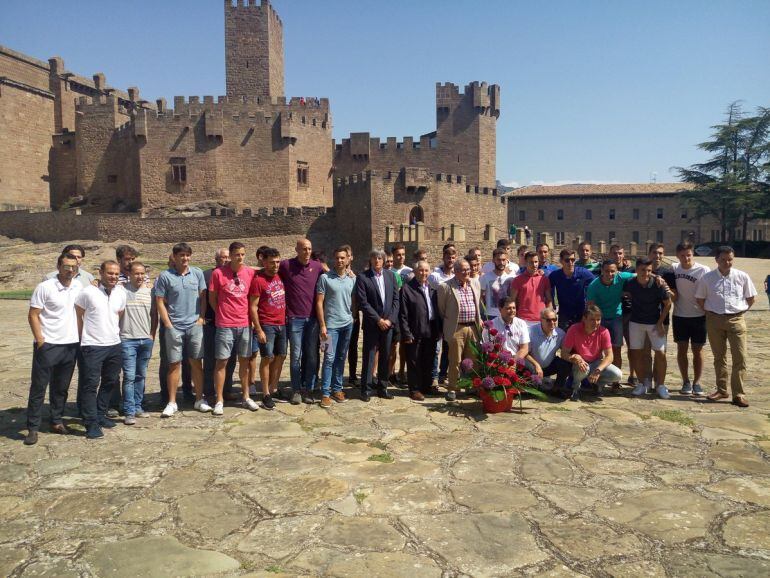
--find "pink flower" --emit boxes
[461,358,474,372]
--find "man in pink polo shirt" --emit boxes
[509,251,552,327]
[562,304,621,401]
[209,241,257,415]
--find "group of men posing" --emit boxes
[24,236,755,445]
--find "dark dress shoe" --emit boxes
[732,395,750,408]
[426,386,441,396]
[99,418,117,429]
[360,392,371,402]
[377,387,394,400]
[86,424,104,439]
[23,431,38,445]
[409,391,425,401]
[50,423,70,435]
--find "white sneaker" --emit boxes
[161,402,178,418]
[194,398,212,412]
[212,401,224,416]
[243,397,259,411]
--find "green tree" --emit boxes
[674,102,770,253]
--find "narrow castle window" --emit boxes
[555,232,565,245]
[171,158,187,184]
[297,162,309,187]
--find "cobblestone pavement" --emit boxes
[0,299,768,577]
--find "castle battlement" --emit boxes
[225,0,282,26]
[333,169,504,201]
[334,133,434,153]
[159,95,328,114]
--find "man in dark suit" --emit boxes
[399,261,441,401]
[355,250,400,401]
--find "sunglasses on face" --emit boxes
[563,258,576,262]
[544,318,557,322]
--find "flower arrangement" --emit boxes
[457,320,547,412]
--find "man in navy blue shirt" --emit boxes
[550,249,595,331]
[536,243,560,276]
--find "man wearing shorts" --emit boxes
[623,257,672,398]
[250,248,287,410]
[209,242,257,415]
[155,243,208,417]
[672,242,710,396]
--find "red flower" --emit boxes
[488,352,498,361]
[472,377,482,387]
[489,328,498,336]
[485,361,495,368]
[493,343,502,352]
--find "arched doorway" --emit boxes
[409,205,424,225]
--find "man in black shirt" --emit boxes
[624,257,672,399]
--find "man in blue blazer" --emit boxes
[355,250,400,401]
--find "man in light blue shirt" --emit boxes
[317,247,357,407]
[525,307,571,393]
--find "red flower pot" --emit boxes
[478,387,516,413]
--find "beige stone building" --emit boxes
[506,183,770,252]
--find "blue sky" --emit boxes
[3,0,768,187]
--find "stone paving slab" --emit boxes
[0,300,768,576]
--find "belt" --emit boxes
[457,321,476,326]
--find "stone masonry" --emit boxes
[0,0,504,253]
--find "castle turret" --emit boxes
[224,0,285,98]
[435,81,500,189]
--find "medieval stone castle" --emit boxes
[0,0,507,259]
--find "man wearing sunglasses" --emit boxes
[549,248,595,331]
[209,242,258,415]
[525,307,572,396]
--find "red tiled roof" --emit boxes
[507,183,695,198]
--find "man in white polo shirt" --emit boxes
[75,260,127,439]
[695,245,756,407]
[25,252,82,446]
[672,242,710,396]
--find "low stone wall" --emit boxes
[0,207,333,244]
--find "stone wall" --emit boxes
[225,0,284,98]
[0,207,335,245]
[0,49,55,210]
[332,169,507,264]
[129,96,332,212]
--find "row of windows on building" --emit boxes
[518,207,682,222]
[108,160,312,186]
[549,228,765,247]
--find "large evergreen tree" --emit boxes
[675,102,770,253]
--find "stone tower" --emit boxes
[435,81,500,188]
[224,0,285,98]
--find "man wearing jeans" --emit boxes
[209,242,257,415]
[25,253,82,445]
[120,261,157,425]
[250,248,287,410]
[562,305,622,401]
[75,260,126,439]
[279,239,323,405]
[317,247,356,408]
[155,243,208,418]
[587,259,635,382]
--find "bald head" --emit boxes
[295,238,312,264]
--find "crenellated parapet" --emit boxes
[436,80,500,118]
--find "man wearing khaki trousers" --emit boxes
[438,259,482,402]
[695,246,756,408]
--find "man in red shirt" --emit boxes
[562,305,622,401]
[209,242,257,415]
[509,251,552,327]
[249,248,287,410]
